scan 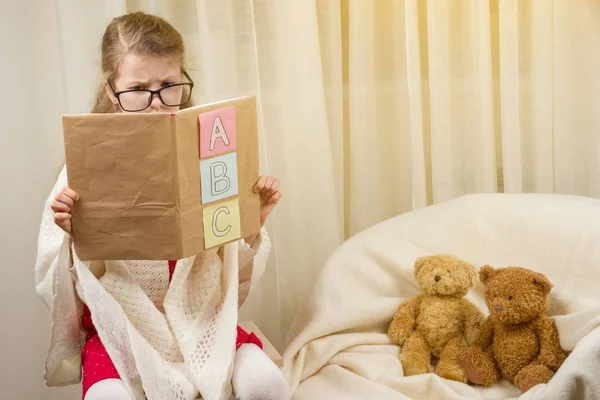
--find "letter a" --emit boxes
[209,116,231,151]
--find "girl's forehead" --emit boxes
[118,53,181,80]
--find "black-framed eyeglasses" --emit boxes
[108,71,194,112]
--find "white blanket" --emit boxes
[282,193,600,400]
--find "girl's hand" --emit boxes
[254,175,282,226]
[51,187,79,235]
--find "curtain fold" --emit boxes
[498,0,523,193]
[44,0,600,349]
[404,0,428,210]
[553,1,600,197]
[55,0,128,114]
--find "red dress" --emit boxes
[80,260,262,398]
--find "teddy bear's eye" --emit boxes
[508,296,513,301]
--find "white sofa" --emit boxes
[282,193,600,400]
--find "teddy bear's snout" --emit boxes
[434,275,441,282]
[494,305,503,313]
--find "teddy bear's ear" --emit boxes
[532,273,553,295]
[467,264,478,287]
[413,256,428,277]
[479,265,495,284]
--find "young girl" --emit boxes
[35,12,288,400]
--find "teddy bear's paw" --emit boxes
[401,359,430,376]
[392,331,410,346]
[514,364,554,393]
[436,363,467,383]
[458,348,499,386]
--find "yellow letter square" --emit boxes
[203,198,241,248]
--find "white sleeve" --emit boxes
[34,166,72,310]
[34,166,83,386]
[237,227,272,306]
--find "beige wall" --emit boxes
[0,1,78,398]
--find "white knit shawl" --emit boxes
[35,167,271,400]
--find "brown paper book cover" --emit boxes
[63,96,260,261]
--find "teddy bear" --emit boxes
[458,265,568,392]
[388,254,484,382]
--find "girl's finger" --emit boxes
[51,201,70,213]
[56,192,75,208]
[54,213,72,222]
[262,176,275,191]
[269,190,282,204]
[254,175,267,193]
[64,187,80,201]
[265,178,280,194]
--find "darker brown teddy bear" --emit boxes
[458,265,568,392]
[388,255,483,382]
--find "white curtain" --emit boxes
[3,1,600,398]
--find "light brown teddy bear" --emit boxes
[458,265,568,392]
[388,254,484,382]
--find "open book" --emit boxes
[63,96,260,261]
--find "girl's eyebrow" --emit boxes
[121,74,180,88]
[123,79,148,87]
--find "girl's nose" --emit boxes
[148,93,163,112]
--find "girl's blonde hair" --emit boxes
[92,12,192,113]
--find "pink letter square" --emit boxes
[198,105,237,159]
